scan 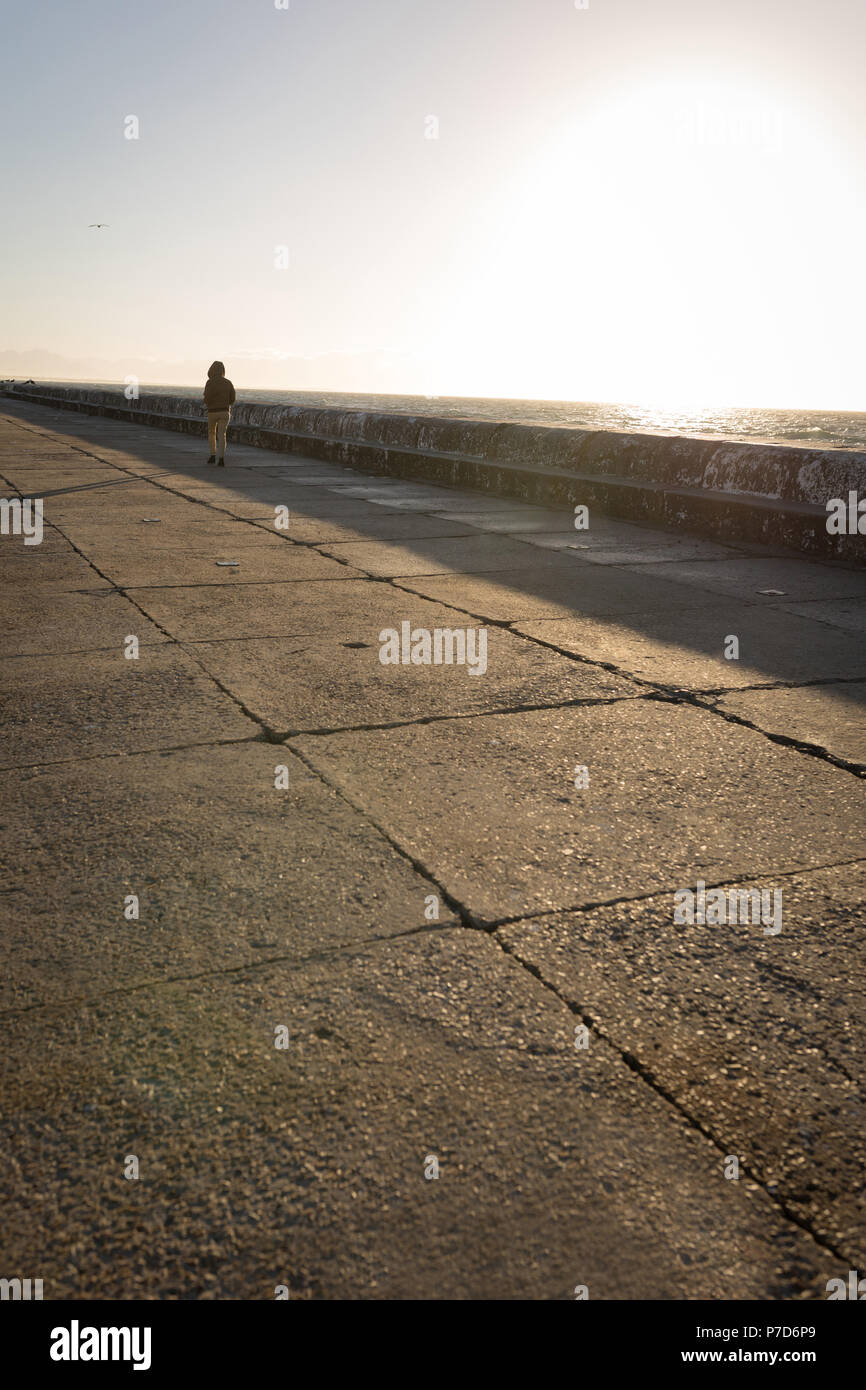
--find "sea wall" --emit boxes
[4,382,864,560]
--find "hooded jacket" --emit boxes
[204,361,236,411]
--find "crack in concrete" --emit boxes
[688,694,866,777]
[3,642,177,661]
[267,691,645,741]
[0,918,461,1023]
[0,734,267,774]
[689,674,866,696]
[475,855,866,931]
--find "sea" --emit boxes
[13,381,866,451]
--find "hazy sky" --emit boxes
[2,0,865,407]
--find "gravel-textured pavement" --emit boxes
[1,398,864,1300]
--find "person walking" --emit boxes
[203,360,236,465]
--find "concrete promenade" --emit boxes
[1,397,864,1300]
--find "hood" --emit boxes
[207,361,225,379]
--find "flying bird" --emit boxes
[88,223,109,228]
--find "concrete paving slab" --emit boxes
[188,631,641,733]
[0,646,256,767]
[153,479,300,500]
[332,484,519,512]
[515,605,866,691]
[26,468,153,485]
[1,521,72,549]
[430,507,576,532]
[316,534,578,578]
[292,702,865,923]
[60,518,287,551]
[89,544,365,588]
[0,932,836,1299]
[716,683,866,765]
[257,471,371,486]
[246,491,409,519]
[190,500,292,521]
[223,458,334,471]
[564,541,745,565]
[622,557,866,604]
[41,472,193,495]
[44,488,200,519]
[0,544,109,590]
[0,442,83,458]
[776,598,866,633]
[0,441,109,461]
[112,472,227,491]
[94,460,209,478]
[268,465,370,478]
[128,580,497,643]
[498,863,866,1258]
[251,512,477,544]
[44,491,256,515]
[398,563,730,623]
[471,529,586,552]
[446,514,740,566]
[0,451,84,464]
[0,436,112,454]
[0,467,122,489]
[0,588,170,657]
[245,478,368,494]
[0,745,457,1010]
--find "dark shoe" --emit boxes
[217,458,225,466]
[206,455,216,465]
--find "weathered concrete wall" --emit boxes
[4,383,864,560]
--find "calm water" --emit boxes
[19,380,866,450]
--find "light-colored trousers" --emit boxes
[207,409,230,457]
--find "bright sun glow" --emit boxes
[442,72,865,411]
